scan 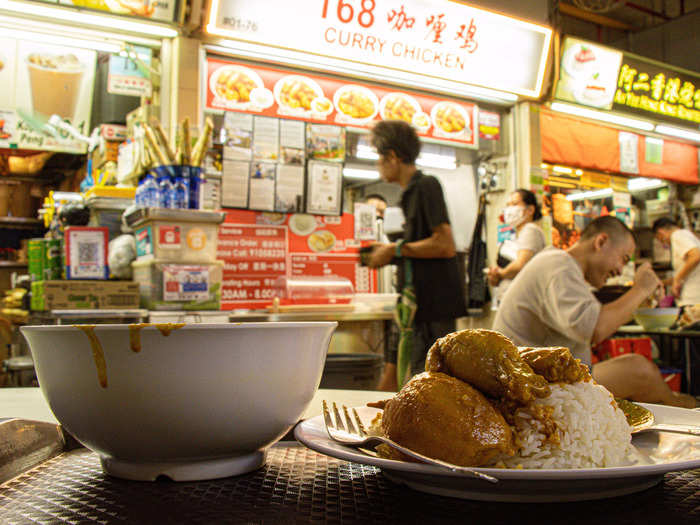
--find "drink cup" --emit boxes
[27,53,85,120]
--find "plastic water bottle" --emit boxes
[173,176,189,209]
[187,167,202,210]
[142,174,159,208]
[157,174,175,209]
[134,178,144,207]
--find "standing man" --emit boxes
[494,216,696,408]
[653,217,700,305]
[366,120,467,391]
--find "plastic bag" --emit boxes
[108,234,137,279]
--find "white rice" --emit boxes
[493,382,633,469]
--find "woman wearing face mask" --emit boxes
[488,189,545,307]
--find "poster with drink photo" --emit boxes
[14,41,96,153]
[0,38,17,113]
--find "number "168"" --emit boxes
[321,0,376,28]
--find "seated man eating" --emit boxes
[493,215,697,408]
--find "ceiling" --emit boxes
[555,0,700,71]
[557,0,699,31]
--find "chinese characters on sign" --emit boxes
[613,57,700,125]
[209,0,552,97]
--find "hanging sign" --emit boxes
[618,131,639,174]
[206,0,552,98]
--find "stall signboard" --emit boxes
[205,57,478,146]
[0,38,96,153]
[554,37,700,128]
[612,56,700,126]
[207,0,551,98]
[35,0,179,23]
[553,36,623,110]
[218,209,374,310]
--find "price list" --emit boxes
[218,224,288,307]
[290,253,371,293]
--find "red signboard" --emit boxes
[218,209,376,310]
[205,57,477,146]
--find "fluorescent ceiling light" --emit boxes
[0,27,121,54]
[550,102,654,132]
[417,152,457,170]
[552,165,574,175]
[655,125,700,143]
[566,188,614,201]
[628,177,667,191]
[343,168,380,180]
[356,144,379,161]
[0,0,178,37]
[575,169,583,175]
[0,15,163,48]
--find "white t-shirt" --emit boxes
[671,229,700,306]
[492,247,601,365]
[494,222,546,305]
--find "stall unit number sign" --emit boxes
[207,0,552,97]
[218,223,287,306]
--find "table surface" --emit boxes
[618,325,700,337]
[2,388,699,524]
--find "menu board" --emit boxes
[218,209,375,310]
[219,223,288,305]
[0,38,96,153]
[205,57,478,147]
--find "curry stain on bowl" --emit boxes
[76,323,185,387]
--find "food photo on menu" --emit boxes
[554,36,623,110]
[306,124,345,161]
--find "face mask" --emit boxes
[503,205,526,226]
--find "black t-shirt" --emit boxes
[398,171,467,322]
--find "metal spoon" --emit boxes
[616,398,700,436]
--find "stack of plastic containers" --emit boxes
[124,208,226,310]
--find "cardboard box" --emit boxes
[31,280,140,311]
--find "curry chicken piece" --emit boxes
[519,346,592,384]
[426,329,550,405]
[381,372,515,466]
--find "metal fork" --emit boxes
[322,401,498,483]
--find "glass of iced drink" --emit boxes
[27,53,85,120]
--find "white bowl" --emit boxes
[633,308,680,330]
[21,322,336,481]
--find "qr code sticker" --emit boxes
[70,230,106,278]
[79,243,99,265]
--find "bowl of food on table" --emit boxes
[633,307,681,330]
[21,322,336,481]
